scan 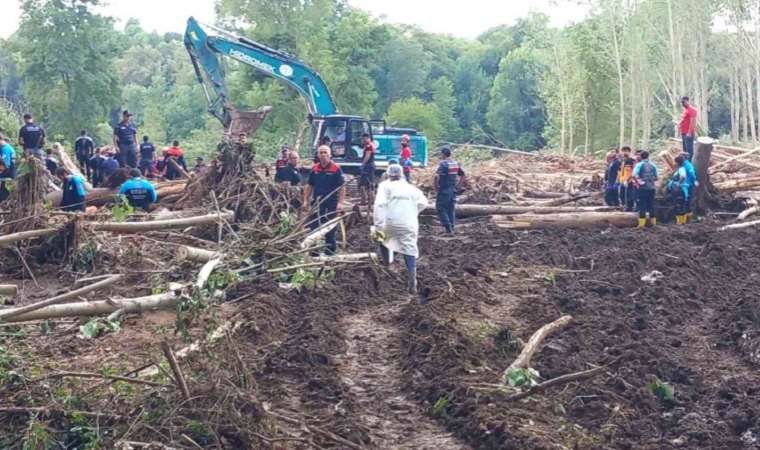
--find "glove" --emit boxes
[370,226,386,243]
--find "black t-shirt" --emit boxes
[139,142,155,160]
[19,123,46,149]
[114,122,137,146]
[74,136,94,157]
[308,162,345,203]
[275,165,301,186]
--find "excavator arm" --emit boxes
[184,16,338,130]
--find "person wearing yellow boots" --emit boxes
[632,151,658,228]
[668,155,692,225]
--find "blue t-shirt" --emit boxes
[0,143,15,167]
[68,175,87,197]
[119,177,157,208]
[683,160,697,186]
[101,158,119,177]
[633,160,658,190]
[114,122,137,146]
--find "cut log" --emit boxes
[166,157,191,180]
[177,246,222,263]
[312,252,378,263]
[713,177,760,193]
[301,214,346,249]
[522,190,566,199]
[493,211,639,229]
[660,151,676,171]
[503,315,573,380]
[539,192,595,207]
[0,228,58,247]
[0,292,179,323]
[46,181,187,207]
[0,285,17,296]
[90,211,233,233]
[0,275,123,321]
[692,137,714,213]
[709,146,760,174]
[422,204,616,218]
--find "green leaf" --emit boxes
[79,320,103,339]
[648,379,675,402]
[110,195,134,222]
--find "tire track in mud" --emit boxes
[337,303,470,450]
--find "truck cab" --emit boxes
[309,115,428,175]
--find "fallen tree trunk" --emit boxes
[738,206,760,221]
[301,214,346,249]
[493,212,639,229]
[312,252,378,263]
[522,190,566,199]
[0,292,179,323]
[503,315,573,380]
[0,275,123,321]
[0,228,58,247]
[177,246,223,263]
[46,181,188,207]
[709,145,760,174]
[0,285,17,296]
[713,177,760,193]
[51,145,92,190]
[422,204,616,218]
[538,192,596,207]
[90,211,233,233]
[719,219,760,231]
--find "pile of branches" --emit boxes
[1,158,54,234]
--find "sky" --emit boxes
[0,0,589,40]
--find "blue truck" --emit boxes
[184,17,428,174]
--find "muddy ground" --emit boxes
[3,217,760,449]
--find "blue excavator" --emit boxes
[184,17,428,174]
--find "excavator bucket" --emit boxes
[227,106,272,138]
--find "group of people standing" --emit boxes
[603,96,699,227]
[284,136,465,294]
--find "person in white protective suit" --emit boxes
[373,163,429,293]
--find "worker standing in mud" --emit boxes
[680,152,698,222]
[56,167,87,212]
[400,134,413,183]
[113,110,138,168]
[74,130,94,180]
[303,145,346,255]
[434,147,466,234]
[373,163,428,293]
[359,133,376,206]
[119,168,158,211]
[618,146,636,212]
[668,155,692,225]
[18,113,46,160]
[679,96,698,160]
[604,148,621,206]
[633,151,658,228]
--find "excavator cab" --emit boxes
[309,115,372,173]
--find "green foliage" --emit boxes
[110,195,134,222]
[385,98,442,144]
[648,378,675,403]
[206,270,238,292]
[14,0,121,140]
[430,77,462,142]
[79,317,121,339]
[0,101,21,138]
[72,242,97,273]
[289,267,334,291]
[505,367,541,388]
[487,46,547,150]
[22,416,54,450]
[432,393,453,417]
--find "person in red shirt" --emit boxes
[679,96,698,160]
[359,133,376,206]
[163,140,187,180]
[399,134,413,182]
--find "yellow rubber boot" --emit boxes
[649,217,657,227]
[637,218,647,229]
[685,212,693,222]
[676,215,684,225]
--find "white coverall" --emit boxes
[373,178,429,258]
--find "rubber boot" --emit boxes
[675,215,684,225]
[649,217,657,227]
[407,267,418,294]
[685,212,693,222]
[637,218,646,229]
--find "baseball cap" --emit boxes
[122,110,132,116]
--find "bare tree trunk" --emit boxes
[731,68,739,142]
[613,23,626,148]
[746,66,757,142]
[630,70,638,148]
[583,95,590,155]
[742,68,750,142]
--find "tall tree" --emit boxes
[14,0,121,141]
